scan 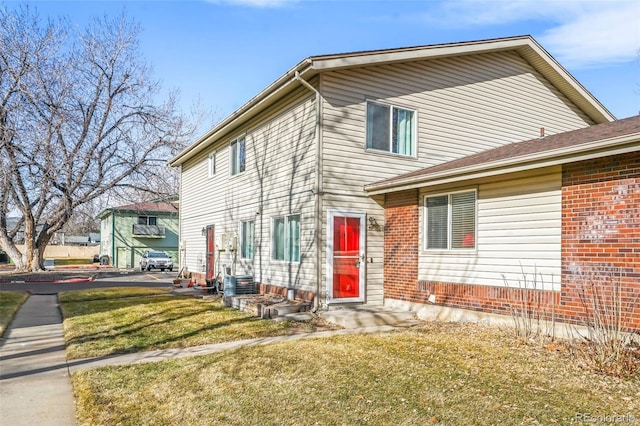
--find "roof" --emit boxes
[169,35,614,167]
[364,115,640,195]
[98,202,179,219]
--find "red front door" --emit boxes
[329,212,365,302]
[205,225,215,283]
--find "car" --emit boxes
[140,250,173,272]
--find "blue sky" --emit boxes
[7,0,640,128]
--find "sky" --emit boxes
[5,0,640,132]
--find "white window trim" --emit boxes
[240,220,254,260]
[271,214,301,263]
[208,151,216,178]
[229,135,246,176]
[365,99,417,157]
[424,188,477,252]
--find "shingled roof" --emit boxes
[98,201,178,219]
[365,115,640,195]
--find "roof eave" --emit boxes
[364,134,640,196]
[169,59,314,167]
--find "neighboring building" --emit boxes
[169,36,636,329]
[98,201,179,269]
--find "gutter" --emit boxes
[293,70,323,313]
[169,60,313,167]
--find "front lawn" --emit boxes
[0,291,28,336]
[72,322,639,425]
[59,287,328,360]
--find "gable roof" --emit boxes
[98,202,179,219]
[169,35,614,167]
[364,115,640,195]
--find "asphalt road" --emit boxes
[0,270,176,294]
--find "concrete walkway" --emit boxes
[0,295,76,426]
[1,293,414,425]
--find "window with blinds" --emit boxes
[425,190,476,250]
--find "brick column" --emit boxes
[384,190,419,301]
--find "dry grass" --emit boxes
[0,291,28,336]
[72,322,639,425]
[60,287,330,360]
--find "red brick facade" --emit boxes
[384,152,640,332]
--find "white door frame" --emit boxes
[326,210,366,303]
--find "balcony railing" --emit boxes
[132,224,166,238]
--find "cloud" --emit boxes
[429,0,640,69]
[538,2,640,68]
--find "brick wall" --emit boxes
[383,190,419,301]
[383,152,640,332]
[561,151,640,331]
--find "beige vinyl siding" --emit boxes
[320,50,593,196]
[418,166,562,291]
[179,88,317,291]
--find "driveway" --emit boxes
[0,269,175,294]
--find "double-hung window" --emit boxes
[425,190,476,250]
[366,100,416,156]
[208,151,216,177]
[230,136,245,175]
[241,220,254,259]
[272,214,300,262]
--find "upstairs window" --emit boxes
[230,136,246,175]
[208,151,216,177]
[366,101,416,156]
[425,190,476,250]
[137,216,157,226]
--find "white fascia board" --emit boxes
[311,37,530,70]
[365,134,640,196]
[169,60,313,167]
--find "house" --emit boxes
[366,115,639,331]
[169,35,636,329]
[98,201,179,269]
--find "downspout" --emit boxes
[111,209,115,266]
[294,70,323,313]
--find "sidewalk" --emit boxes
[0,295,76,426]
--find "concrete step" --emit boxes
[318,306,415,329]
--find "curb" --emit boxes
[1,277,95,284]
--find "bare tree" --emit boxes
[0,6,193,271]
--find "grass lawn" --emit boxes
[59,287,331,360]
[0,291,29,336]
[72,322,639,425]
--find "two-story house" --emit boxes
[169,36,638,329]
[98,201,179,269]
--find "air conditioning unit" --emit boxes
[223,275,256,297]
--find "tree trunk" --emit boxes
[0,236,26,270]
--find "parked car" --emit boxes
[140,250,173,272]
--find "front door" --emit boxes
[327,211,365,303]
[205,225,215,284]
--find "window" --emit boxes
[230,136,245,175]
[241,220,254,259]
[208,151,216,177]
[272,214,300,262]
[366,101,416,156]
[425,190,476,250]
[137,216,157,226]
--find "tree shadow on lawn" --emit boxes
[64,300,282,357]
[60,293,183,318]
